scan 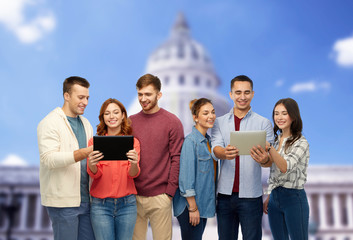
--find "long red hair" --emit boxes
[96,98,132,136]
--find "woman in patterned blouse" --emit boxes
[253,98,310,240]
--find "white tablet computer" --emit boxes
[93,135,134,160]
[230,131,266,155]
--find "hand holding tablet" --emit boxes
[93,136,134,160]
[229,131,266,155]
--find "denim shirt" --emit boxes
[211,108,274,198]
[173,126,216,218]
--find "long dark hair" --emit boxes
[273,98,303,152]
[96,98,132,136]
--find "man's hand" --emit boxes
[74,146,93,162]
[224,145,239,160]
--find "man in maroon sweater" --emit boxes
[130,74,184,240]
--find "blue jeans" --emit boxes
[176,207,207,240]
[216,193,263,240]
[46,202,95,240]
[268,187,309,240]
[90,195,137,240]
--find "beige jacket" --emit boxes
[37,107,93,207]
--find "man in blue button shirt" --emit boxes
[211,75,274,240]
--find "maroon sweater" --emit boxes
[130,108,184,197]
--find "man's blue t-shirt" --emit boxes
[67,116,89,203]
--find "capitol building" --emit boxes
[1,14,352,240]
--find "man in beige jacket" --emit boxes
[37,76,95,240]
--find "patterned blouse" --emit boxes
[266,135,310,194]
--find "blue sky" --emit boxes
[0,0,352,166]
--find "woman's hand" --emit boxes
[250,145,268,165]
[127,149,139,177]
[126,149,138,165]
[88,151,103,166]
[189,209,200,227]
[263,195,270,214]
[88,150,103,174]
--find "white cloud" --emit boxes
[290,81,331,93]
[0,154,28,167]
[0,0,55,44]
[332,35,353,67]
[275,79,284,87]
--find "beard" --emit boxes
[140,96,158,113]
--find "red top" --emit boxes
[130,108,184,197]
[232,116,242,193]
[87,137,141,199]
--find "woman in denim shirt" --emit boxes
[173,98,216,240]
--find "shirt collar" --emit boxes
[228,107,253,120]
[192,126,210,143]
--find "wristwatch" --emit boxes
[267,143,272,152]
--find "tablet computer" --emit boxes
[93,136,134,160]
[230,131,266,155]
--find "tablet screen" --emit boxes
[229,131,266,155]
[93,135,134,160]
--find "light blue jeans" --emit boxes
[268,187,309,240]
[90,195,137,240]
[46,202,95,240]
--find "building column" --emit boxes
[347,193,353,228]
[34,194,43,230]
[18,194,29,231]
[332,194,341,229]
[319,193,328,229]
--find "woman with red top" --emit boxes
[87,98,140,240]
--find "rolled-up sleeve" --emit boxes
[179,138,197,198]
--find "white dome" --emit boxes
[129,13,230,135]
[145,13,220,90]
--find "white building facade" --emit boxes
[1,166,353,240]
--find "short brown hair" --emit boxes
[63,76,90,95]
[136,74,161,92]
[189,98,213,117]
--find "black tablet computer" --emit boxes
[93,135,134,160]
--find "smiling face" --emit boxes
[137,84,162,114]
[274,103,293,133]
[194,102,216,134]
[103,103,125,134]
[63,84,89,117]
[229,81,254,113]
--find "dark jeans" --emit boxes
[216,193,263,240]
[176,207,207,240]
[268,187,309,240]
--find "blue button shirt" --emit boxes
[211,108,274,198]
[173,126,216,218]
